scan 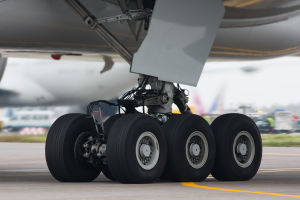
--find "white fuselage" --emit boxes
[0,58,138,106]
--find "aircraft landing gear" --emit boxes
[45,76,262,183]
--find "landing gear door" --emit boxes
[131,0,224,86]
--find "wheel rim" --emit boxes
[74,132,93,164]
[233,131,255,168]
[185,131,209,169]
[74,132,101,167]
[135,131,160,170]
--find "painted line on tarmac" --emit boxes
[264,153,300,156]
[181,182,300,198]
[0,168,48,173]
[0,173,49,177]
[207,168,300,178]
[258,168,300,173]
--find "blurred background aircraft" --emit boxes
[1,56,300,134]
[0,58,137,106]
[0,57,137,133]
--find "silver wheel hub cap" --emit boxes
[233,131,255,168]
[140,144,151,157]
[136,132,160,170]
[185,131,209,169]
[189,143,201,157]
[237,143,247,156]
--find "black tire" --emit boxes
[211,113,262,181]
[45,114,101,182]
[101,114,123,181]
[106,113,167,183]
[101,165,115,181]
[103,114,123,141]
[163,114,216,182]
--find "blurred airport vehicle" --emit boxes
[293,115,300,132]
[0,107,75,133]
[274,111,294,133]
[1,108,55,132]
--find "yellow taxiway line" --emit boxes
[182,182,300,198]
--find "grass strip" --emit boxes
[0,133,300,147]
[262,134,300,147]
[0,134,47,143]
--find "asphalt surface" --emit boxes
[0,143,300,200]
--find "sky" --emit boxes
[184,56,300,112]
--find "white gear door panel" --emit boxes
[131,0,224,86]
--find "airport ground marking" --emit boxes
[258,168,300,173]
[181,182,300,198]
[264,153,300,156]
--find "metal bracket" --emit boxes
[65,0,133,63]
[97,9,152,24]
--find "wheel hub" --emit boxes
[189,143,201,157]
[185,131,209,169]
[140,144,151,157]
[233,131,255,168]
[136,132,160,170]
[237,143,247,156]
[74,132,104,167]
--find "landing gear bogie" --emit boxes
[45,76,262,184]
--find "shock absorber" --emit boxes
[173,86,192,114]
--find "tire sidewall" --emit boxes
[167,114,215,181]
[64,116,97,172]
[226,116,262,179]
[212,114,262,181]
[46,114,101,182]
[125,116,167,182]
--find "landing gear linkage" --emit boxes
[65,0,151,63]
[87,76,191,132]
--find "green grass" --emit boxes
[0,134,47,143]
[1,133,300,147]
[262,134,300,147]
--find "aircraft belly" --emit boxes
[0,0,300,62]
[0,0,140,54]
[211,13,300,59]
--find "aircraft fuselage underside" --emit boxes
[1,0,300,60]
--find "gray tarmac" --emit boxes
[0,143,300,200]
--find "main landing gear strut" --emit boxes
[45,0,261,183]
[45,76,262,183]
